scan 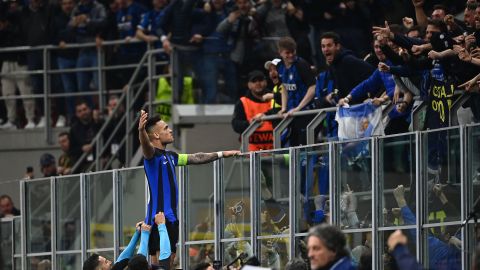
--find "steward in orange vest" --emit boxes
[231,70,274,151]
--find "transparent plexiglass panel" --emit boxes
[56,176,81,251]
[56,253,82,270]
[344,231,372,268]
[26,179,51,253]
[86,172,114,249]
[379,229,416,270]
[0,220,13,269]
[294,237,310,266]
[423,128,461,223]
[336,139,372,229]
[423,225,462,269]
[379,134,416,228]
[222,157,250,239]
[297,145,331,233]
[185,243,215,270]
[186,163,214,241]
[468,125,480,221]
[118,168,146,246]
[221,240,253,268]
[258,237,289,269]
[14,257,21,270]
[258,151,289,236]
[14,217,21,255]
[27,256,51,270]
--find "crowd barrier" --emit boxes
[1,123,480,269]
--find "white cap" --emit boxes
[264,58,281,70]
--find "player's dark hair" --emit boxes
[145,115,162,133]
[128,254,149,270]
[83,253,100,270]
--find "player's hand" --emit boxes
[222,150,241,158]
[139,110,148,131]
[154,212,166,225]
[135,221,143,231]
[141,223,151,232]
[378,62,390,72]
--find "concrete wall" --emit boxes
[0,128,64,206]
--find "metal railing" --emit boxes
[0,38,167,144]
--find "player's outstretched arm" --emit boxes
[138,110,155,159]
[187,150,241,165]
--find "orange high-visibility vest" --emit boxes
[240,96,274,151]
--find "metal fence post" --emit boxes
[288,147,296,259]
[20,180,26,270]
[249,152,258,256]
[43,48,52,144]
[97,47,105,115]
[50,177,57,269]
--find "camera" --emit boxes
[230,201,244,216]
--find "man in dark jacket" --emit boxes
[21,0,54,127]
[318,31,374,106]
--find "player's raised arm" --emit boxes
[186,150,241,165]
[138,110,155,159]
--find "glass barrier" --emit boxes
[185,243,215,270]
[56,254,82,270]
[293,237,309,264]
[14,217,21,255]
[118,167,146,247]
[10,124,480,269]
[378,133,417,228]
[335,139,372,229]
[25,179,51,254]
[221,240,253,268]
[0,219,13,269]
[185,164,214,242]
[379,229,416,270]
[14,257,21,270]
[423,128,462,224]
[344,231,372,268]
[86,172,114,250]
[258,237,289,269]
[423,225,462,269]
[222,157,250,239]
[55,175,81,252]
[27,256,51,270]
[297,144,331,234]
[257,150,289,236]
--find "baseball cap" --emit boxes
[40,153,55,167]
[264,58,281,70]
[248,70,266,82]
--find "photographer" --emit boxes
[217,0,260,96]
[254,0,311,62]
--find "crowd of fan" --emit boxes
[0,0,468,128]
[232,0,480,152]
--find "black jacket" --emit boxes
[326,49,374,98]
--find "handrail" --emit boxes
[0,38,146,53]
[241,101,399,152]
[70,48,167,173]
